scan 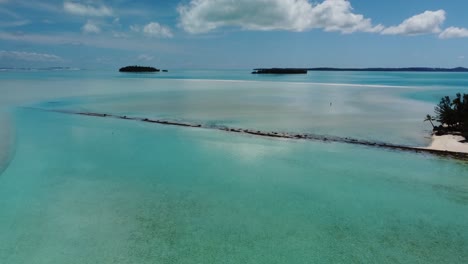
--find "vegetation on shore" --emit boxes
[426,93,468,139]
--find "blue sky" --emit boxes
[0,0,468,69]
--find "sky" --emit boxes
[0,0,468,69]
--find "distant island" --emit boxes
[306,67,468,72]
[252,67,468,73]
[252,68,308,74]
[119,66,160,72]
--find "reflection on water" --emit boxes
[38,80,435,146]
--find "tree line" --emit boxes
[425,93,468,139]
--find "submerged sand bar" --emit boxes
[32,108,468,161]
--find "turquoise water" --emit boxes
[1,70,468,263]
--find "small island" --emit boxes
[119,66,160,73]
[252,68,308,74]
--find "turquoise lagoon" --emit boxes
[1,70,468,263]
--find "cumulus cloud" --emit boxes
[439,27,468,39]
[82,20,100,34]
[381,10,445,35]
[143,22,173,38]
[0,50,62,62]
[140,22,173,38]
[64,1,113,17]
[177,0,382,34]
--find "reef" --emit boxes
[28,107,468,162]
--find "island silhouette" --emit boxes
[252,67,468,74]
[119,66,160,72]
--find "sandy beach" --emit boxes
[426,134,468,153]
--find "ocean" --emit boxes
[1,69,467,263]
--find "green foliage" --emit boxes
[432,93,468,138]
[463,123,468,139]
[435,96,455,127]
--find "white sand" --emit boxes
[425,135,468,153]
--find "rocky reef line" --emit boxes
[30,108,468,161]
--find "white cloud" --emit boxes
[64,1,113,17]
[177,0,382,34]
[143,22,173,38]
[439,27,468,39]
[18,1,60,13]
[0,50,62,62]
[82,20,100,34]
[0,31,178,54]
[130,25,140,33]
[308,0,383,33]
[381,10,445,35]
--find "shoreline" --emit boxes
[425,134,468,154]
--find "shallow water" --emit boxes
[1,70,468,263]
[0,113,14,175]
[2,70,463,147]
[42,79,433,146]
[1,109,467,263]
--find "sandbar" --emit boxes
[425,135,468,154]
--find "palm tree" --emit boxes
[431,93,468,139]
[424,114,436,129]
[435,96,455,127]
